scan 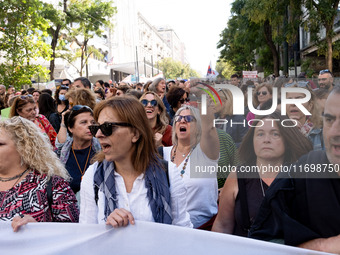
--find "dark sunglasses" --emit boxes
[284,81,310,88]
[174,115,196,123]
[60,85,69,89]
[319,69,332,75]
[256,91,268,96]
[89,122,132,137]
[141,99,158,107]
[20,94,33,99]
[179,98,190,104]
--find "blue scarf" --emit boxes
[93,159,172,224]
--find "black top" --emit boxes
[66,145,95,194]
[234,173,268,237]
[249,151,340,246]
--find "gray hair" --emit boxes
[148,78,165,93]
[171,105,202,147]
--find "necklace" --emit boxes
[0,168,29,182]
[171,145,195,177]
[72,143,92,179]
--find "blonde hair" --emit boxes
[140,91,169,134]
[66,88,96,110]
[216,89,233,117]
[0,117,70,181]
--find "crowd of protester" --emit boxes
[0,70,339,254]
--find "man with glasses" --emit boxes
[62,79,72,89]
[318,69,334,92]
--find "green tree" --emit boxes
[243,0,303,77]
[41,0,69,80]
[66,0,117,77]
[303,0,340,72]
[157,58,200,79]
[217,0,263,73]
[0,0,52,88]
[215,60,235,79]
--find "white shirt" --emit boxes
[79,161,192,228]
[163,144,218,228]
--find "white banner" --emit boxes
[0,221,332,255]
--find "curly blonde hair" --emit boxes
[0,117,70,181]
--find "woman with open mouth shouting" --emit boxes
[162,103,220,229]
[79,97,192,228]
[139,91,172,147]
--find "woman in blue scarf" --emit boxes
[79,97,191,228]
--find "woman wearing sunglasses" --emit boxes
[246,83,273,123]
[166,86,190,124]
[162,104,220,229]
[56,105,101,195]
[139,91,172,147]
[79,97,192,227]
[10,95,57,149]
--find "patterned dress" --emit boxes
[35,114,57,149]
[0,170,79,222]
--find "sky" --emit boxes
[135,0,233,76]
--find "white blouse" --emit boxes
[163,144,218,228]
[79,161,192,228]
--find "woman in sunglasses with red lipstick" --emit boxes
[139,91,172,147]
[79,97,192,227]
[162,104,220,229]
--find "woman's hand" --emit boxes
[11,214,37,232]
[61,109,71,125]
[106,208,135,228]
[154,132,163,147]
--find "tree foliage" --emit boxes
[157,58,200,79]
[219,0,339,74]
[302,0,340,71]
[215,60,235,79]
[218,0,265,73]
[65,0,117,76]
[0,0,52,88]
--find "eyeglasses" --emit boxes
[179,98,190,104]
[319,69,332,75]
[141,99,158,107]
[284,81,310,88]
[174,115,196,123]
[20,94,33,99]
[89,122,132,137]
[60,85,69,89]
[256,91,268,96]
